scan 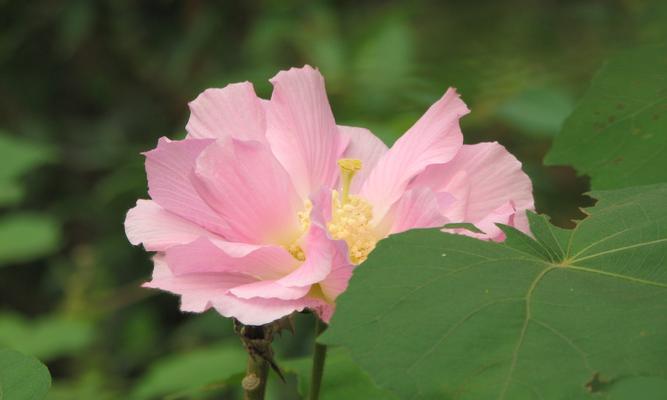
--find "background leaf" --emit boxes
[283,347,396,400]
[497,87,574,137]
[0,313,93,361]
[0,133,53,207]
[0,349,51,400]
[545,44,667,189]
[131,342,246,399]
[0,213,61,266]
[323,184,667,399]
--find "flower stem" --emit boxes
[242,354,269,400]
[309,318,328,400]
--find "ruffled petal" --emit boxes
[229,280,311,300]
[124,200,222,251]
[413,142,534,237]
[378,188,454,236]
[265,66,348,198]
[339,125,388,194]
[275,222,337,287]
[145,255,332,325]
[319,250,354,302]
[360,88,469,222]
[276,189,351,286]
[445,201,516,242]
[186,82,266,142]
[193,138,303,244]
[163,237,299,279]
[145,137,229,236]
[143,255,256,313]
[212,294,332,326]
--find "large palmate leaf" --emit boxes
[545,44,667,190]
[0,349,51,400]
[323,184,667,400]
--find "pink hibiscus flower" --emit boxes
[125,66,533,326]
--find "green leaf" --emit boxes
[0,313,93,361]
[283,347,396,400]
[131,342,247,399]
[498,87,574,137]
[546,44,667,189]
[0,133,53,207]
[443,222,484,234]
[323,184,667,399]
[0,349,51,400]
[0,213,61,265]
[607,376,667,400]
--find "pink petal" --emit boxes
[144,256,256,313]
[319,251,354,302]
[310,187,334,224]
[339,125,388,194]
[193,138,303,244]
[414,142,534,236]
[229,280,311,300]
[212,295,332,326]
[360,88,469,222]
[186,82,266,142]
[430,170,469,222]
[446,201,516,242]
[378,188,454,236]
[124,200,222,251]
[145,137,229,236]
[149,254,172,280]
[275,190,352,288]
[164,237,299,279]
[145,255,331,324]
[265,66,348,198]
[275,222,337,287]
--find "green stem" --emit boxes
[309,318,328,400]
[242,354,269,400]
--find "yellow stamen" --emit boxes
[297,199,313,232]
[328,159,376,264]
[328,191,376,264]
[284,200,312,261]
[337,158,362,202]
[287,243,306,261]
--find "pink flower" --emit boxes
[125,66,533,325]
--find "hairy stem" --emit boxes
[309,318,328,400]
[242,354,269,400]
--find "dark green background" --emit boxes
[1,1,665,398]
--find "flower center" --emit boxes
[327,159,376,265]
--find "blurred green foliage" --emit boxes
[0,0,665,398]
[283,348,396,400]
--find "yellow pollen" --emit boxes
[284,200,312,261]
[338,158,362,202]
[327,191,376,264]
[297,199,313,232]
[287,243,306,261]
[327,158,376,264]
